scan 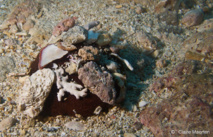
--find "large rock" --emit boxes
[18,69,55,118]
[142,61,213,137]
[78,61,117,105]
[182,30,213,56]
[181,9,204,27]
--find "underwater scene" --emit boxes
[0,0,213,136]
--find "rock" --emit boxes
[140,95,213,136]
[18,69,55,118]
[57,42,77,51]
[181,9,204,27]
[0,0,39,30]
[78,46,100,61]
[0,117,17,131]
[65,62,77,75]
[136,31,159,54]
[142,61,213,136]
[197,18,213,32]
[83,21,100,30]
[138,100,148,108]
[154,0,195,14]
[133,122,142,130]
[115,5,123,9]
[114,0,159,7]
[52,17,76,36]
[149,60,212,93]
[62,26,88,44]
[9,24,18,33]
[23,19,35,31]
[185,51,212,63]
[4,38,18,46]
[154,0,168,13]
[135,6,146,14]
[156,59,167,69]
[86,30,100,44]
[0,57,15,82]
[78,61,117,105]
[157,11,178,25]
[182,30,213,56]
[65,121,85,131]
[124,133,136,137]
[96,33,112,47]
[106,60,119,72]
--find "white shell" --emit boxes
[39,44,68,68]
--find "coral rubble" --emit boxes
[18,69,55,118]
[20,18,134,117]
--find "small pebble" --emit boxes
[87,30,100,44]
[133,122,143,130]
[96,33,112,47]
[135,6,146,14]
[156,59,167,69]
[124,133,136,137]
[138,100,149,108]
[0,48,4,54]
[23,19,35,31]
[0,117,17,131]
[115,5,122,9]
[65,121,85,131]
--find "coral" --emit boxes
[52,17,76,36]
[78,61,117,105]
[18,69,55,118]
[54,66,87,101]
[78,46,100,61]
[65,61,78,75]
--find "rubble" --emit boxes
[78,46,100,61]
